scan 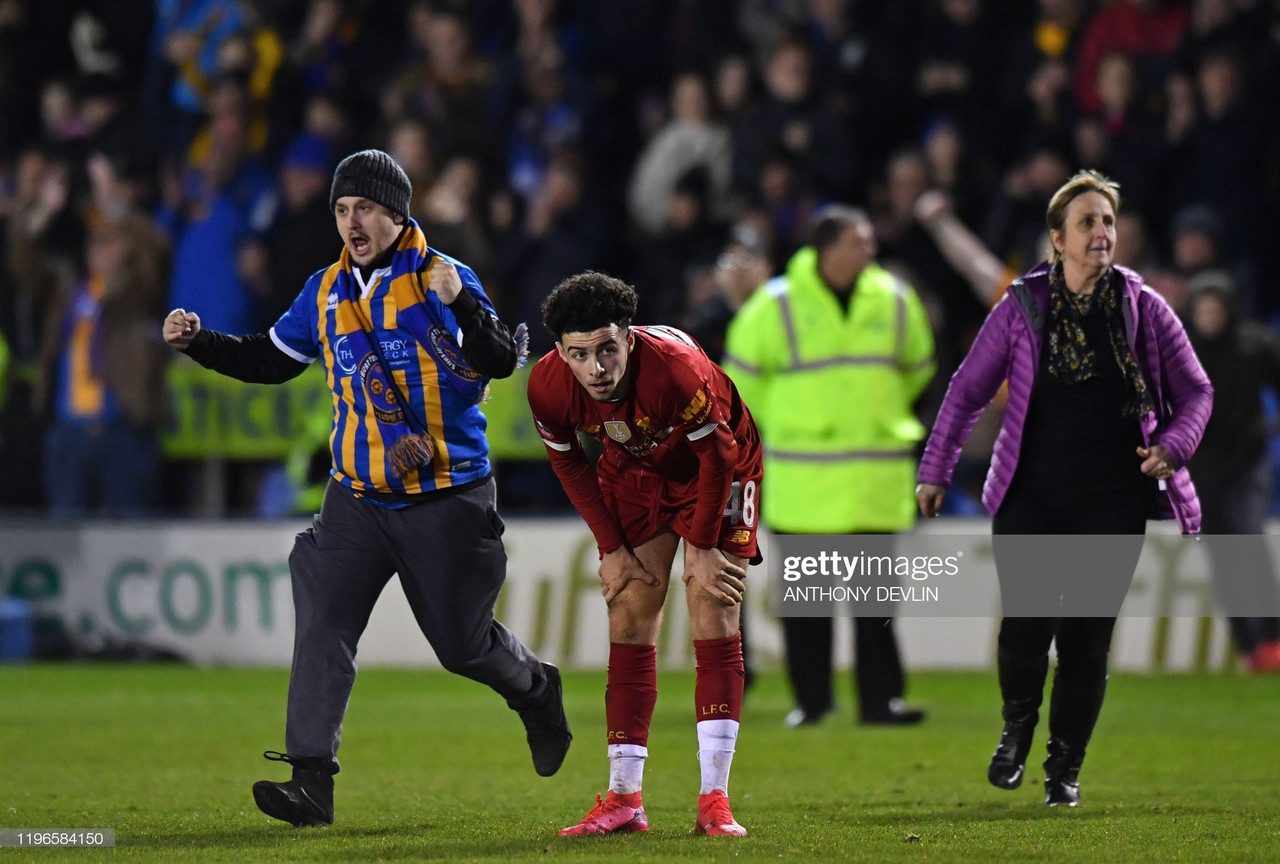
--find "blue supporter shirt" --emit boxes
[268,246,495,499]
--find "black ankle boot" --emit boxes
[1043,737,1082,807]
[1042,662,1108,807]
[987,650,1048,790]
[252,751,336,826]
[988,716,1035,789]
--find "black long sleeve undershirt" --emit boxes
[445,287,521,379]
[181,286,519,383]
[181,330,309,383]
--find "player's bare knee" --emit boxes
[607,594,662,643]
[687,589,740,640]
[613,575,668,608]
[689,607,739,641]
[608,613,662,644]
[607,590,660,624]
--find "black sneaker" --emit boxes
[860,698,927,726]
[251,751,335,827]
[512,663,572,777]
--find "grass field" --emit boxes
[1,664,1278,863]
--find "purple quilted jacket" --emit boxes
[918,262,1213,534]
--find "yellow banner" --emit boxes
[162,361,547,461]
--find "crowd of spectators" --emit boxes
[1,0,1278,516]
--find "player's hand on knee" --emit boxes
[600,568,628,604]
[683,545,746,606]
[704,570,745,606]
[600,547,659,604]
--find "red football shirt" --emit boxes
[527,325,761,553]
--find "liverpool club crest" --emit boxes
[604,421,632,443]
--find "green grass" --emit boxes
[1,665,1278,863]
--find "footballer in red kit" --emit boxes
[529,324,763,562]
[529,272,761,838]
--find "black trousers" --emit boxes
[782,615,906,715]
[991,479,1146,748]
[284,478,542,771]
[778,527,907,715]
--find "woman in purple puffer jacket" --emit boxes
[916,170,1212,807]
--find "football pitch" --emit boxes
[1,664,1277,863]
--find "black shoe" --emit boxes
[783,705,833,728]
[988,719,1036,790]
[251,751,335,827]
[861,698,926,726]
[512,663,572,777]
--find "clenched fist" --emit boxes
[427,258,462,304]
[163,308,201,349]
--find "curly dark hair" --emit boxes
[541,271,639,341]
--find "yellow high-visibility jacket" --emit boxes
[724,247,935,532]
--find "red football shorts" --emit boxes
[600,459,763,564]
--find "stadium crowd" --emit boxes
[0,0,1278,516]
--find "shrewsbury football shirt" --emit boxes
[269,250,496,496]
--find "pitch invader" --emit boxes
[528,271,762,837]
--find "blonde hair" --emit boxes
[1045,169,1121,263]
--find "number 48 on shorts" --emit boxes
[722,480,757,528]
[720,479,760,561]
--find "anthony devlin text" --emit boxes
[781,585,940,603]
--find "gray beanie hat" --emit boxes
[329,149,412,218]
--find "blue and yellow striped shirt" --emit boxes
[269,226,495,499]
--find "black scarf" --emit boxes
[1046,263,1155,419]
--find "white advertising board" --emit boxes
[0,518,1242,671]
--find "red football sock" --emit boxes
[606,643,657,746]
[694,632,745,723]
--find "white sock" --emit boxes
[607,743,647,794]
[696,718,739,795]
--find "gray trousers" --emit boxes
[284,478,541,770]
